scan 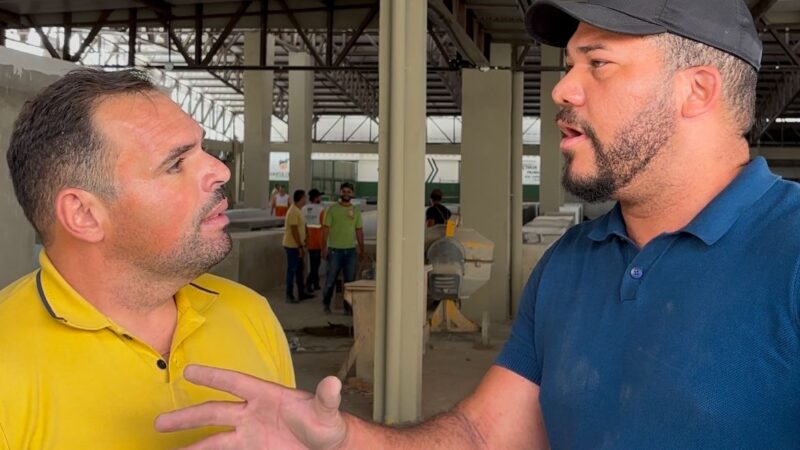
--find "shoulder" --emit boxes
[742,179,800,247]
[0,271,40,329]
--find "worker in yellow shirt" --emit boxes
[283,189,314,303]
[0,69,294,449]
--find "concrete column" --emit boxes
[510,69,525,317]
[539,44,564,214]
[0,47,76,286]
[243,32,274,209]
[232,141,243,204]
[459,43,513,322]
[288,52,314,193]
[374,0,426,424]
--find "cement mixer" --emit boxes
[424,222,494,332]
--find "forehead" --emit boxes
[93,92,201,156]
[566,23,656,56]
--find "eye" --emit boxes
[590,59,608,69]
[167,157,185,174]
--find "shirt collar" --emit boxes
[37,250,113,330]
[588,157,779,246]
[37,250,219,332]
[588,202,628,242]
[682,157,778,245]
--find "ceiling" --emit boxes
[0,0,799,144]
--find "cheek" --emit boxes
[115,182,198,240]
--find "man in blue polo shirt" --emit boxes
[154,0,800,448]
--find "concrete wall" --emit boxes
[0,46,77,287]
[210,229,287,294]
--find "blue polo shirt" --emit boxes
[497,157,800,449]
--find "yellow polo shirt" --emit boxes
[282,204,306,248]
[0,252,295,449]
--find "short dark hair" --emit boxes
[340,182,354,191]
[649,33,758,135]
[430,189,444,202]
[293,189,306,203]
[7,68,158,244]
[308,188,322,201]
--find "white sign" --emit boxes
[523,156,540,185]
[269,152,290,181]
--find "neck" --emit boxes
[617,136,750,248]
[46,245,183,354]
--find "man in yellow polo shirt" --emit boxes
[283,189,314,303]
[0,69,294,449]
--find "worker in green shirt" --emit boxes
[321,182,364,314]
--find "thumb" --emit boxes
[314,376,342,421]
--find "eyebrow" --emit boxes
[157,143,194,171]
[565,43,608,58]
[157,130,206,171]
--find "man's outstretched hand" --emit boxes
[155,365,349,450]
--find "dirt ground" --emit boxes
[266,287,511,420]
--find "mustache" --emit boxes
[198,188,227,220]
[556,108,580,127]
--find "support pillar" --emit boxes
[243,31,274,208]
[539,44,564,214]
[288,52,314,193]
[232,140,244,205]
[374,0,426,424]
[460,43,513,322]
[510,69,524,317]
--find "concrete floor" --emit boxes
[265,287,511,420]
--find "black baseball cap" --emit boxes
[525,0,762,70]
[308,188,324,200]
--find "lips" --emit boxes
[558,120,584,138]
[557,120,588,150]
[202,199,229,222]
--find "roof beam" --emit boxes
[750,0,780,21]
[272,6,379,117]
[135,0,173,18]
[28,16,61,59]
[752,17,800,140]
[276,0,325,65]
[128,9,137,66]
[195,4,203,64]
[201,1,251,66]
[62,12,72,60]
[326,0,334,66]
[428,0,490,66]
[752,71,800,141]
[0,8,21,26]
[71,10,113,62]
[333,3,378,67]
[428,22,462,107]
[761,19,800,66]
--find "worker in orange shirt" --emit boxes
[303,188,326,292]
[271,184,291,217]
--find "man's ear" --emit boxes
[677,65,723,119]
[54,188,107,243]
